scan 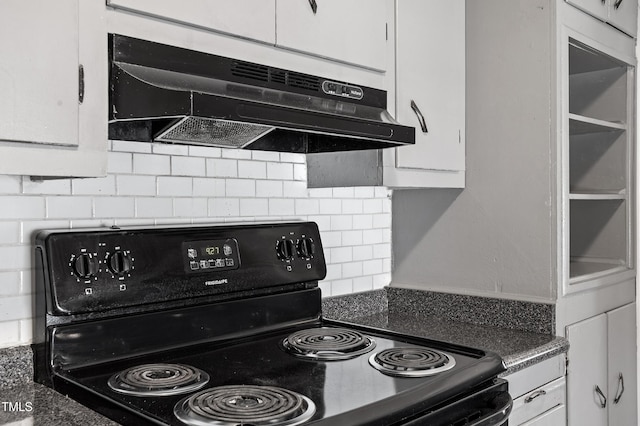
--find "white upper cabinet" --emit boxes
[607,0,638,36]
[385,0,465,187]
[106,0,277,44]
[565,0,638,36]
[0,1,79,147]
[306,0,466,189]
[275,0,389,71]
[0,0,107,177]
[566,0,612,25]
[106,0,388,71]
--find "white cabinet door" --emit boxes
[107,0,276,44]
[607,303,637,426]
[0,0,107,177]
[606,0,638,37]
[566,0,638,37]
[566,303,637,426]
[275,0,389,71]
[0,0,79,147]
[566,0,608,22]
[566,314,608,426]
[394,0,465,172]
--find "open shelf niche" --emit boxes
[567,38,632,285]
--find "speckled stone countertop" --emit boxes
[0,381,119,426]
[322,287,569,376]
[0,346,118,426]
[332,310,567,376]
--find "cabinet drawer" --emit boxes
[521,404,567,426]
[505,355,566,398]
[509,377,566,426]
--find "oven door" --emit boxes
[402,379,512,426]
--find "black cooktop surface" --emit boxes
[58,323,502,426]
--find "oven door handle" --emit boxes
[468,392,513,426]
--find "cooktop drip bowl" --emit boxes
[282,327,376,361]
[369,347,457,377]
[107,363,210,396]
[174,385,316,426]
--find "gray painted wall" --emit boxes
[391,0,558,302]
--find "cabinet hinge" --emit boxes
[78,64,85,104]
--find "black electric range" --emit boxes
[33,221,511,426]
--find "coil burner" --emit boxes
[282,327,376,361]
[174,385,316,426]
[108,363,210,396]
[369,347,456,378]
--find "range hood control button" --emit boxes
[108,250,132,275]
[73,253,97,279]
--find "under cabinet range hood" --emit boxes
[108,34,415,153]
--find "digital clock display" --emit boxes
[204,246,220,256]
[182,238,240,273]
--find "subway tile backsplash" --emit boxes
[0,141,392,348]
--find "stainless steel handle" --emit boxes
[410,100,428,133]
[308,0,317,14]
[614,0,623,9]
[524,389,546,403]
[595,385,607,408]
[614,373,625,404]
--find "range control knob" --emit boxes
[276,239,295,261]
[73,253,97,279]
[108,250,132,275]
[297,238,315,258]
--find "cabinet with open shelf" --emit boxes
[566,37,634,288]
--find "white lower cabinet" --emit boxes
[566,302,637,425]
[510,378,566,425]
[521,404,567,425]
[506,355,567,426]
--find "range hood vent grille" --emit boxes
[231,61,270,82]
[231,61,320,93]
[156,118,275,148]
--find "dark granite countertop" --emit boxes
[332,310,568,376]
[0,382,119,426]
[322,288,569,376]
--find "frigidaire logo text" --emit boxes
[205,278,228,286]
[2,401,33,412]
